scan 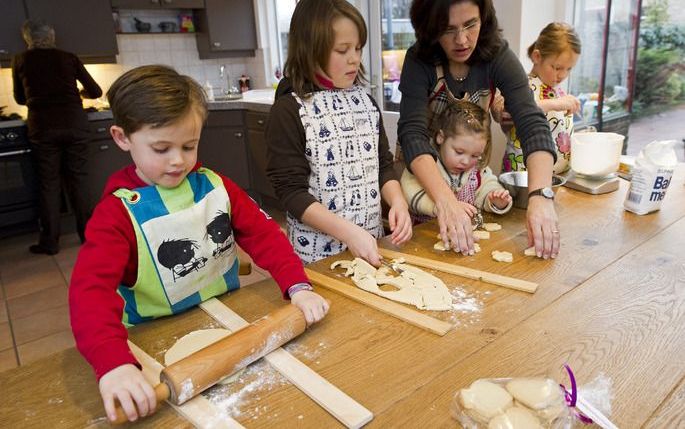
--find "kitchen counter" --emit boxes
[1,166,685,427]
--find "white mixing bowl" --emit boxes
[571,132,625,177]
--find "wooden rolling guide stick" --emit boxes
[113,304,306,424]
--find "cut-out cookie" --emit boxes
[491,250,513,263]
[434,241,481,253]
[524,246,537,256]
[482,223,502,232]
[474,230,490,240]
[331,258,453,311]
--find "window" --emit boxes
[379,0,415,112]
[274,0,298,76]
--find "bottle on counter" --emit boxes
[239,75,251,93]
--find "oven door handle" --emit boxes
[0,149,32,157]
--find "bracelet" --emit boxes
[288,282,313,297]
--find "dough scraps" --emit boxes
[459,379,514,422]
[474,230,490,240]
[491,250,513,263]
[331,258,453,311]
[165,329,245,385]
[433,240,481,253]
[482,222,502,232]
[524,246,537,257]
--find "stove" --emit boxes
[0,120,39,236]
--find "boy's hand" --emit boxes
[388,201,413,246]
[290,290,330,325]
[488,189,512,210]
[99,363,157,422]
[342,223,382,266]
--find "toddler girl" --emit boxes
[402,100,512,226]
[500,22,582,174]
[266,0,412,266]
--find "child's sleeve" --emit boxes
[401,168,436,216]
[475,167,513,214]
[69,197,140,380]
[222,175,309,298]
[265,96,317,221]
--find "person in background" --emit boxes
[12,19,102,255]
[402,100,512,224]
[265,0,412,266]
[499,22,582,174]
[398,0,560,258]
[69,65,329,423]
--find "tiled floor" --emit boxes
[0,206,286,374]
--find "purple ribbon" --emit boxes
[560,364,594,425]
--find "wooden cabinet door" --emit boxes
[199,112,251,191]
[0,0,27,64]
[112,0,204,9]
[86,121,132,207]
[195,0,257,58]
[245,112,277,201]
[24,0,117,59]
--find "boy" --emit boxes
[69,65,329,423]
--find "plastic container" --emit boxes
[624,140,678,215]
[570,132,625,178]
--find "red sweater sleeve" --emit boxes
[69,194,141,380]
[222,174,309,297]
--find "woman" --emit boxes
[398,0,560,258]
[12,20,102,255]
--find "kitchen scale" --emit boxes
[562,171,621,194]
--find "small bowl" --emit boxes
[499,171,566,209]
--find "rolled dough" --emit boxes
[488,406,543,429]
[164,329,245,384]
[460,379,513,422]
[331,258,453,311]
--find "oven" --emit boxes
[0,121,39,237]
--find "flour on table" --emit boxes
[331,258,453,311]
[165,329,245,384]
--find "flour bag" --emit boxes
[624,140,678,215]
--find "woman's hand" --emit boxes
[290,290,329,325]
[434,195,478,255]
[526,196,560,259]
[99,364,157,422]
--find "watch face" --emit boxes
[542,187,555,198]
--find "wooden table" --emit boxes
[2,166,684,428]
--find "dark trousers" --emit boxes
[29,127,92,251]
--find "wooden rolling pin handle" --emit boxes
[111,382,170,425]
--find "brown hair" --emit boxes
[410,0,503,65]
[284,0,367,97]
[107,65,207,135]
[527,22,581,60]
[436,100,491,167]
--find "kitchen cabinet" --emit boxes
[195,0,257,59]
[23,0,117,63]
[111,0,204,9]
[0,0,27,66]
[199,110,252,192]
[86,120,131,209]
[245,111,280,208]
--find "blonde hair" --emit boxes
[436,100,491,168]
[527,22,581,60]
[284,0,367,97]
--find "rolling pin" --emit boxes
[113,304,307,424]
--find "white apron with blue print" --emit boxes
[288,86,384,263]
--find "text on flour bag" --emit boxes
[624,140,678,215]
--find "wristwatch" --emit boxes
[529,187,555,200]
